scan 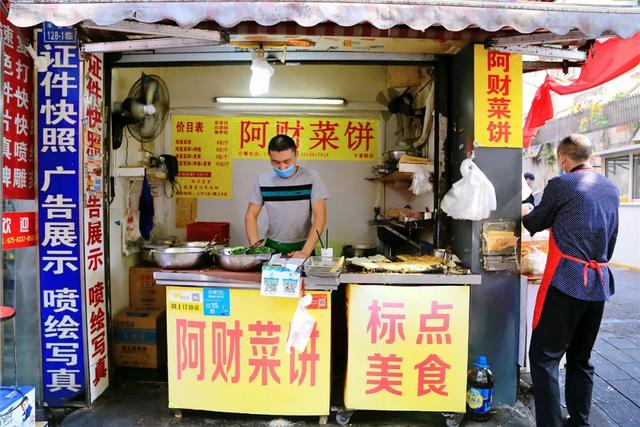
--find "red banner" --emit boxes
[2,212,36,249]
[1,12,35,199]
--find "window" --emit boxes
[605,156,630,199]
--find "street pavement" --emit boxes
[58,267,640,427]
[560,267,640,427]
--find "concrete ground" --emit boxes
[57,267,639,427]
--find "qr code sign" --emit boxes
[263,278,279,295]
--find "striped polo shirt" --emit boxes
[249,166,330,244]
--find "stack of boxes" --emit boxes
[113,267,167,369]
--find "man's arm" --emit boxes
[522,179,562,235]
[244,202,262,246]
[289,199,327,258]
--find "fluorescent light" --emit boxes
[214,97,346,106]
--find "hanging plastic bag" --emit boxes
[286,294,316,353]
[441,159,497,221]
[409,168,433,195]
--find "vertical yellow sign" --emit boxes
[474,45,523,148]
[166,287,332,416]
[172,116,233,199]
[344,285,470,412]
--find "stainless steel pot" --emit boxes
[152,247,210,270]
[142,243,170,264]
[214,252,272,272]
[355,244,377,257]
[385,150,407,163]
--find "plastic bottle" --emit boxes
[466,355,494,421]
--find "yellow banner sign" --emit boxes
[172,116,233,199]
[344,284,469,412]
[174,114,378,162]
[167,287,331,416]
[474,45,523,148]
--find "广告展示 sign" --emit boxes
[345,284,470,412]
[166,287,331,415]
[474,45,523,148]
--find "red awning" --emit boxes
[8,1,640,38]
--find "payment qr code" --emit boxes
[263,278,279,294]
[283,279,299,295]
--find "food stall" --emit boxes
[151,249,480,424]
[5,0,637,421]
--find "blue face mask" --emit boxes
[273,165,296,179]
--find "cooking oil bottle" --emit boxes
[466,355,494,421]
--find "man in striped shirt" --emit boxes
[522,134,619,427]
[245,134,329,258]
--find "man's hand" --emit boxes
[521,203,534,217]
[288,250,310,259]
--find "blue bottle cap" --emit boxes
[474,355,490,369]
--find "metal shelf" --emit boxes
[366,171,414,183]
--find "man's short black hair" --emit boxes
[268,134,297,154]
[524,172,535,181]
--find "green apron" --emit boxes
[265,239,306,254]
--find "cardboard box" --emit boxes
[398,162,434,174]
[0,386,35,427]
[129,266,165,309]
[113,308,166,369]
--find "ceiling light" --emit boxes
[213,97,346,106]
[249,50,274,97]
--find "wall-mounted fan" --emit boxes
[112,73,170,148]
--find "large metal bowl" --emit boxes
[385,149,407,162]
[152,247,210,270]
[142,243,171,264]
[214,253,272,272]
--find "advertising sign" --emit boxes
[82,52,109,402]
[166,287,331,415]
[36,25,86,406]
[474,45,523,148]
[172,115,379,198]
[345,285,470,412]
[2,212,36,249]
[1,13,35,200]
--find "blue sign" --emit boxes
[203,288,230,316]
[36,27,86,407]
[43,22,77,44]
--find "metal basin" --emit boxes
[142,243,170,264]
[152,247,210,270]
[214,253,272,272]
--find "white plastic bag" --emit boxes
[441,159,497,221]
[521,247,547,275]
[409,168,433,195]
[286,294,316,353]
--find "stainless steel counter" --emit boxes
[153,269,481,289]
[339,273,482,285]
[153,269,339,290]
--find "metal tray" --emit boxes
[303,256,344,278]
